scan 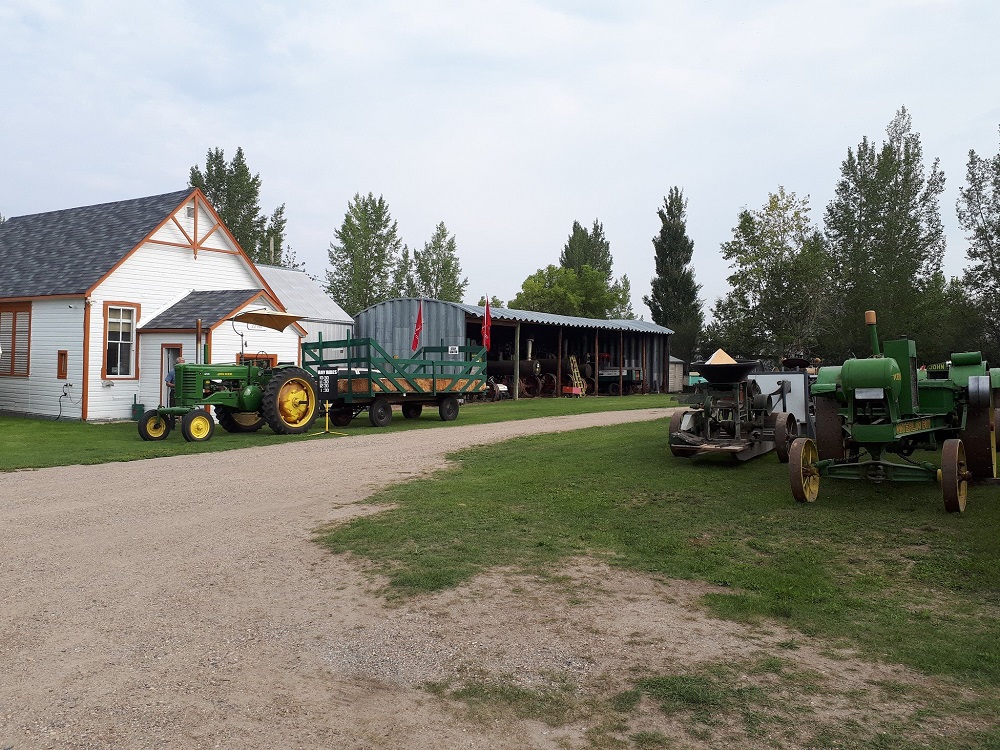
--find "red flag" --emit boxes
[482,297,492,352]
[411,299,423,351]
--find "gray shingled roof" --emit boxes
[141,289,267,330]
[0,189,192,298]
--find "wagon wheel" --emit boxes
[773,412,797,463]
[789,437,820,503]
[138,409,171,441]
[814,397,847,460]
[402,402,423,419]
[668,410,695,458]
[439,396,459,421]
[585,377,597,396]
[181,409,215,443]
[331,409,353,427]
[368,397,392,428]
[215,406,265,433]
[960,376,996,479]
[941,439,969,513]
[607,381,621,396]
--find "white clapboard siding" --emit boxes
[0,300,86,419]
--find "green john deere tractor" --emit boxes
[788,310,999,512]
[137,360,319,443]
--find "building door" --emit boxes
[162,346,181,407]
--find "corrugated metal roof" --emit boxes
[451,302,673,335]
[257,264,352,324]
[0,190,192,299]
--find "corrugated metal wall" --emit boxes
[355,299,467,359]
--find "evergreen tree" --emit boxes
[413,222,469,301]
[188,146,289,266]
[325,192,403,316]
[956,125,1000,363]
[560,219,613,282]
[643,187,703,361]
[824,107,946,358]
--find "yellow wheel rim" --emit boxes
[278,377,315,428]
[800,439,820,502]
[189,415,211,440]
[146,417,168,438]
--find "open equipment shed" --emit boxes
[354,298,674,396]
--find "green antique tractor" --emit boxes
[788,311,999,512]
[137,360,319,443]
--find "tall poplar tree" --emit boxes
[824,107,946,357]
[188,146,289,265]
[413,222,469,302]
[325,192,403,316]
[643,187,703,361]
[957,125,1000,363]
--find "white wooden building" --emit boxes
[0,189,307,420]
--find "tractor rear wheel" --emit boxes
[942,439,969,513]
[814,398,847,460]
[439,396,459,421]
[181,409,215,443]
[262,368,319,434]
[789,437,820,503]
[402,402,423,419]
[773,412,797,463]
[961,376,996,478]
[138,409,172,441]
[215,406,265,433]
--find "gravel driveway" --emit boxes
[2,408,681,750]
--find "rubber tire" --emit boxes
[138,409,171,441]
[262,367,319,435]
[369,397,392,428]
[331,410,353,427]
[402,402,423,419]
[607,381,621,397]
[215,407,265,434]
[439,396,459,422]
[181,409,215,443]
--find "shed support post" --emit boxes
[514,322,521,401]
[557,327,563,398]
[618,330,624,397]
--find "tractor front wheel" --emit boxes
[942,439,969,513]
[789,438,820,503]
[181,409,215,443]
[138,409,172,441]
[262,368,319,434]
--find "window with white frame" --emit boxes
[0,302,30,376]
[105,305,136,377]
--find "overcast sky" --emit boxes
[2,0,998,320]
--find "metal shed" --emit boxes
[354,299,674,396]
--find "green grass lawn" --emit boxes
[318,420,1000,748]
[0,393,675,471]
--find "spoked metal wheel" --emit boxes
[789,437,820,503]
[773,411,797,463]
[941,438,969,513]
